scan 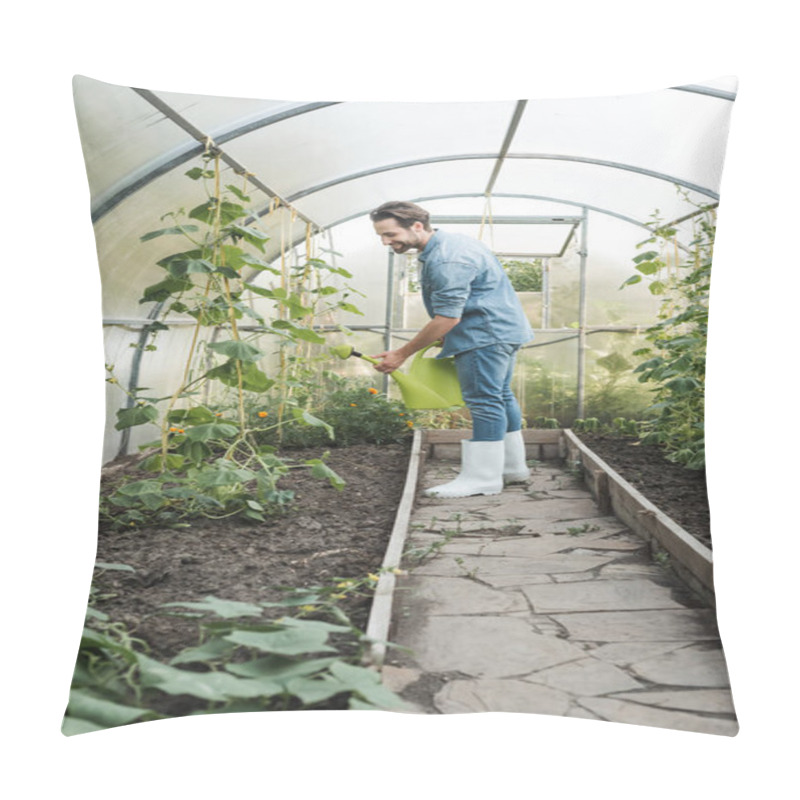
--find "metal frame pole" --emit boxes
[577,207,589,419]
[383,250,395,395]
[542,257,551,329]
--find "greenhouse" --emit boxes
[66,74,739,736]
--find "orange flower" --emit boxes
[368,388,378,395]
[406,421,414,428]
[169,426,178,433]
[399,413,405,417]
[350,403,357,407]
[258,411,268,418]
[178,428,185,434]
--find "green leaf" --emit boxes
[634,260,661,276]
[292,327,327,344]
[140,225,199,242]
[207,339,264,362]
[62,716,105,736]
[278,617,352,634]
[243,283,277,299]
[115,404,159,431]
[140,276,195,304]
[665,377,700,394]
[66,689,148,728]
[137,654,279,701]
[648,280,666,295]
[94,562,136,572]
[206,359,274,393]
[337,302,364,316]
[183,422,240,443]
[226,656,337,683]
[177,439,212,466]
[142,453,185,472]
[190,460,256,487]
[619,275,642,289]
[216,265,241,279]
[167,406,216,425]
[114,479,167,510]
[242,255,280,274]
[306,458,345,490]
[328,661,408,709]
[284,675,345,705]
[224,627,337,656]
[189,200,246,226]
[225,184,251,202]
[170,637,239,665]
[633,250,660,263]
[185,167,215,180]
[226,224,269,253]
[162,595,265,619]
[292,408,334,439]
[166,257,216,278]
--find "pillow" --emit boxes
[65,74,738,737]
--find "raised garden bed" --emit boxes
[85,426,715,722]
[87,440,412,719]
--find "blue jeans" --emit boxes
[454,343,522,441]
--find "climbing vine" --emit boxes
[623,193,715,469]
[105,147,366,526]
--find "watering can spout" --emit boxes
[328,343,464,410]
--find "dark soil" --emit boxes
[93,442,411,662]
[93,433,711,659]
[87,432,710,719]
[575,433,711,550]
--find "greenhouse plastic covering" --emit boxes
[72,75,737,461]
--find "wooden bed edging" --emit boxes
[562,428,716,607]
[364,428,425,668]
[364,426,717,668]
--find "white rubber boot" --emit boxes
[424,440,504,498]
[503,430,530,484]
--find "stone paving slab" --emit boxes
[586,641,690,666]
[399,575,529,615]
[607,688,736,715]
[434,678,572,715]
[383,456,737,736]
[522,579,685,613]
[523,656,645,695]
[550,609,721,642]
[393,615,587,677]
[476,497,602,522]
[518,517,629,536]
[408,553,618,577]
[576,697,739,736]
[628,643,733,687]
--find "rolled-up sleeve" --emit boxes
[426,262,476,318]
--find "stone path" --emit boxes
[382,457,738,736]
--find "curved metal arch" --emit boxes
[285,152,719,208]
[670,83,737,101]
[94,85,729,224]
[275,192,714,258]
[91,99,340,223]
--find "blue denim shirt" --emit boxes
[417,230,535,358]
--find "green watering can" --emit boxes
[330,343,464,410]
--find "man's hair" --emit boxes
[369,201,432,231]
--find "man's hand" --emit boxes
[371,349,407,373]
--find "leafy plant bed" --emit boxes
[574,433,710,550]
[78,441,411,725]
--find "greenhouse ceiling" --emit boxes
[74,74,737,267]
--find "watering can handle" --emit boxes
[414,342,442,360]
